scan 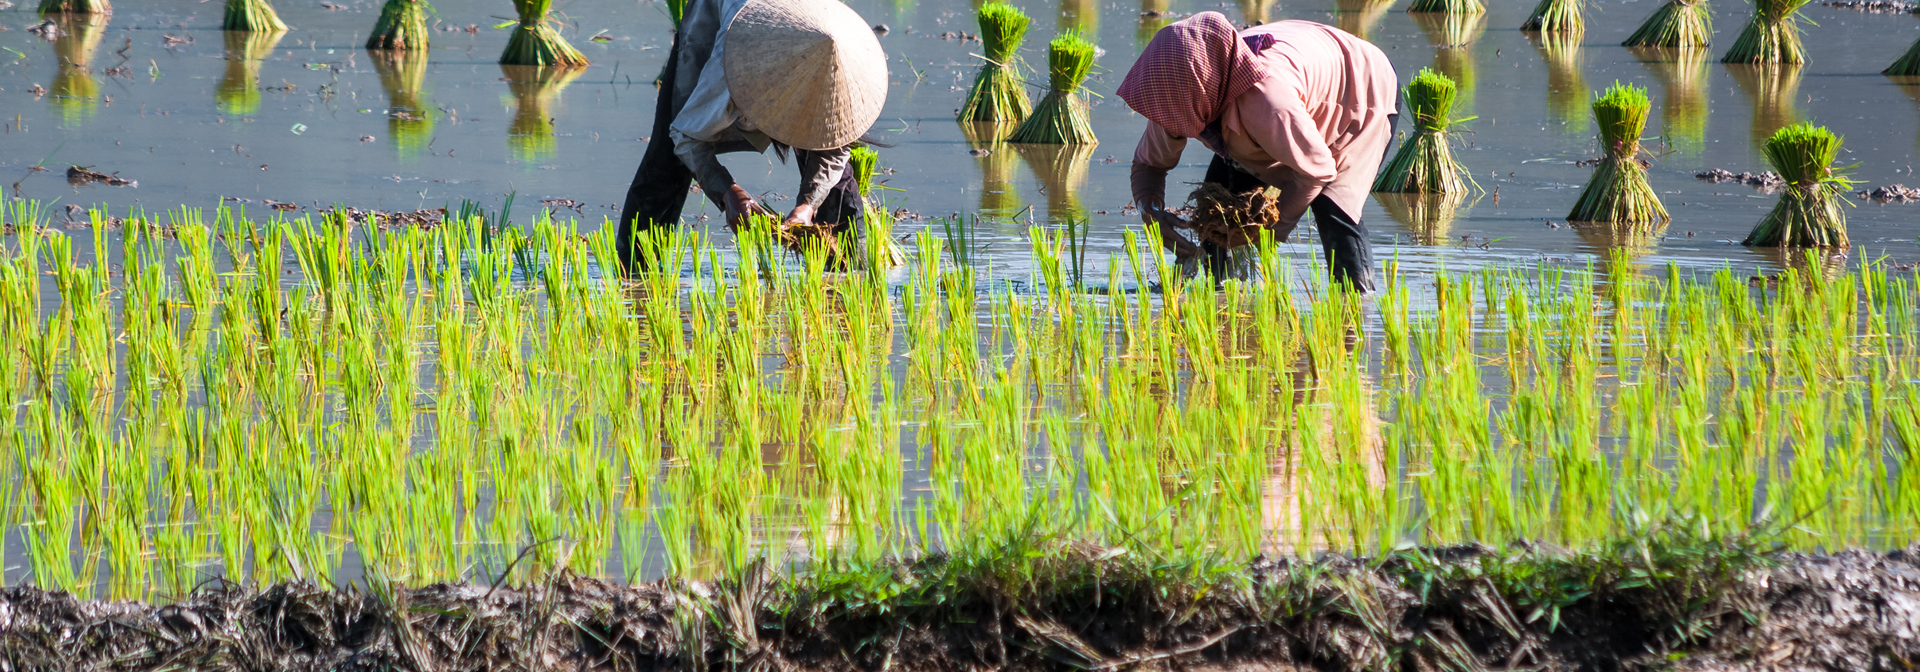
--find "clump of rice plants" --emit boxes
[1623,0,1711,48]
[1720,0,1809,64]
[38,0,109,15]
[503,64,585,162]
[1742,122,1852,247]
[1408,0,1482,15]
[958,3,1033,123]
[49,15,105,124]
[224,0,287,32]
[217,29,285,116]
[1521,0,1581,33]
[374,51,435,158]
[850,145,879,202]
[367,0,430,50]
[1885,38,1920,76]
[1373,68,1474,195]
[1006,32,1096,145]
[1567,82,1669,226]
[500,0,587,67]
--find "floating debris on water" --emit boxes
[1696,168,1787,191]
[1819,0,1917,11]
[64,165,136,187]
[1858,183,1920,202]
[25,20,60,40]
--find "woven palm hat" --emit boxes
[723,0,887,151]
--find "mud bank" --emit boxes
[1,545,1915,672]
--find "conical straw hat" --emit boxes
[724,0,887,150]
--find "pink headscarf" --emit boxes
[1116,12,1270,139]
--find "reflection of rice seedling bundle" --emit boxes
[1623,0,1710,48]
[1521,0,1581,33]
[217,29,284,116]
[367,0,430,50]
[1743,123,1852,248]
[500,0,588,66]
[1137,0,1170,48]
[1014,142,1094,222]
[1533,32,1588,133]
[224,0,287,32]
[1375,191,1466,244]
[1886,38,1920,76]
[373,50,435,159]
[1414,13,1482,115]
[502,64,584,163]
[50,15,105,124]
[1728,64,1802,147]
[957,3,1032,123]
[1408,0,1481,16]
[962,122,1022,216]
[1335,0,1393,41]
[1568,83,1669,226]
[1238,0,1274,24]
[38,0,109,15]
[1572,220,1666,257]
[654,0,687,84]
[1006,33,1096,145]
[1373,69,1473,194]
[1633,47,1708,155]
[1059,0,1097,33]
[1720,0,1808,64]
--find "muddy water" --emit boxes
[5,0,1920,277]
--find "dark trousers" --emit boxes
[615,38,865,274]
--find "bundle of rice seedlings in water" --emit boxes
[1742,123,1852,247]
[1729,64,1802,146]
[217,29,285,116]
[654,0,687,85]
[1534,32,1588,132]
[962,122,1022,216]
[1720,0,1809,64]
[38,0,109,16]
[1521,0,1581,33]
[1375,191,1466,245]
[1567,82,1669,226]
[50,15,105,124]
[1634,47,1708,155]
[1372,69,1473,194]
[224,0,287,32]
[374,50,434,158]
[500,0,587,67]
[958,3,1032,122]
[1622,0,1711,48]
[1885,38,1920,76]
[1407,0,1482,16]
[503,64,585,163]
[1006,32,1096,145]
[367,0,430,50]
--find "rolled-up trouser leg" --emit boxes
[615,38,691,275]
[1311,194,1374,293]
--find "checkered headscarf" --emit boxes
[1116,12,1269,139]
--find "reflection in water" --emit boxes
[963,122,1023,218]
[1058,0,1096,34]
[1013,143,1095,224]
[1632,47,1709,157]
[1571,220,1667,259]
[217,29,285,117]
[1726,64,1803,149]
[373,50,435,161]
[1530,31,1587,134]
[1335,0,1393,42]
[1239,0,1275,24]
[1414,13,1483,116]
[50,14,107,125]
[1377,192,1469,245]
[1137,0,1169,48]
[502,64,584,165]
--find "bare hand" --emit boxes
[724,185,771,229]
[783,203,817,227]
[1142,206,1201,261]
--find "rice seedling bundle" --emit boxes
[850,145,878,200]
[1886,38,1920,76]
[1521,0,1582,33]
[1372,68,1473,194]
[1568,83,1668,225]
[37,0,108,15]
[1622,0,1711,48]
[366,0,430,50]
[1742,122,1851,247]
[958,3,1033,123]
[1407,0,1482,16]
[217,29,285,116]
[223,0,287,32]
[1720,0,1809,64]
[500,0,587,67]
[1006,32,1096,145]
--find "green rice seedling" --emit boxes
[1407,0,1482,16]
[502,64,585,163]
[1720,0,1809,64]
[49,15,105,124]
[653,0,689,85]
[1413,13,1482,115]
[1006,32,1096,145]
[1886,38,1920,76]
[373,51,435,159]
[500,0,587,66]
[1568,83,1669,227]
[38,0,109,15]
[217,30,285,116]
[224,0,287,32]
[1521,0,1581,33]
[366,0,429,49]
[958,3,1033,123]
[1742,122,1853,248]
[1373,69,1474,194]
[1623,0,1711,48]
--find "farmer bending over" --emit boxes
[1119,14,1397,291]
[615,0,887,272]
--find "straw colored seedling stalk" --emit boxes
[958,3,1033,123]
[224,0,287,32]
[38,0,109,15]
[1623,0,1711,48]
[1721,0,1808,64]
[1521,0,1582,33]
[1885,38,1920,76]
[1007,32,1096,145]
[1373,69,1473,195]
[1567,83,1668,226]
[367,0,430,50]
[1407,0,1482,16]
[1742,123,1852,248]
[501,0,588,67]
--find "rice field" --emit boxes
[0,198,1916,602]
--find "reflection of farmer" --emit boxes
[1120,14,1397,291]
[615,0,887,272]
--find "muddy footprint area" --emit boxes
[2,546,1914,672]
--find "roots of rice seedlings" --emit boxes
[1886,37,1920,76]
[1623,0,1711,48]
[1408,0,1482,15]
[1006,32,1096,145]
[1521,0,1582,33]
[37,0,109,15]
[1185,183,1281,248]
[366,0,430,50]
[1742,122,1852,247]
[217,29,285,116]
[223,0,287,32]
[1373,68,1473,194]
[958,2,1033,123]
[1720,0,1808,64]
[1567,82,1669,225]
[500,0,587,67]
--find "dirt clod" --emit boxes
[65,165,136,187]
[1696,168,1786,192]
[1819,0,1918,12]
[1857,183,1920,202]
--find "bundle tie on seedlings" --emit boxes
[1720,0,1809,64]
[500,0,588,67]
[1742,122,1854,248]
[1373,68,1476,195]
[367,0,431,50]
[224,0,287,32]
[1521,0,1582,33]
[1622,0,1712,49]
[1885,37,1920,76]
[958,3,1033,123]
[1567,82,1669,226]
[1006,32,1097,145]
